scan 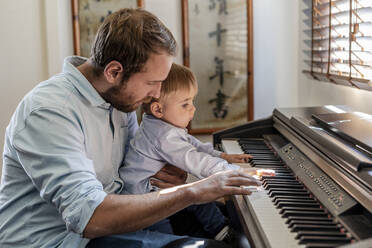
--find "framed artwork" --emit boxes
[71,0,144,57]
[182,0,253,134]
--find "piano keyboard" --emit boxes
[222,138,353,248]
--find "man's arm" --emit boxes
[84,168,263,238]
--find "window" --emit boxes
[303,0,372,90]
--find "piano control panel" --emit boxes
[278,143,357,216]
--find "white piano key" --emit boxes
[244,190,305,248]
[222,139,244,154]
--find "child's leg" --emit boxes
[185,202,227,238]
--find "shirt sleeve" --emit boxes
[187,133,222,157]
[154,130,236,179]
[12,107,107,234]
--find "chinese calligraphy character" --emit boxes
[208,89,229,119]
[209,0,228,15]
[209,57,225,87]
[194,3,200,15]
[208,23,227,47]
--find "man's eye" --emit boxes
[182,104,189,108]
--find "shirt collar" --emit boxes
[63,56,110,108]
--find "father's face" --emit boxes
[102,53,173,112]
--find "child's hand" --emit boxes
[220,153,252,163]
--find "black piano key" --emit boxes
[265,184,304,190]
[279,207,325,214]
[295,231,346,238]
[273,196,314,203]
[285,216,333,224]
[269,191,310,197]
[276,201,321,208]
[248,154,277,159]
[291,224,340,232]
[263,176,296,180]
[246,150,275,154]
[288,220,336,228]
[281,210,328,218]
[274,199,318,206]
[305,243,349,248]
[269,188,308,193]
[242,146,269,151]
[264,179,300,184]
[255,165,284,169]
[298,236,351,244]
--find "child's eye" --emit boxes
[182,104,189,108]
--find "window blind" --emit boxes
[303,0,372,90]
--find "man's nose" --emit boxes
[149,84,162,98]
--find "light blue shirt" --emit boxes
[120,113,239,194]
[0,56,138,248]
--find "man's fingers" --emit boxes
[163,164,186,175]
[223,186,253,196]
[225,177,262,187]
[256,169,276,177]
[150,178,175,189]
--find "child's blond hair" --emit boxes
[142,63,197,114]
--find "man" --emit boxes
[0,9,264,248]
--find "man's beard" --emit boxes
[100,83,136,112]
[100,83,151,113]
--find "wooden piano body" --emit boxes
[213,106,372,248]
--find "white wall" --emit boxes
[145,0,183,65]
[253,0,300,119]
[0,1,47,177]
[297,0,372,113]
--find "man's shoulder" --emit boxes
[27,74,77,111]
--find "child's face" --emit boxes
[160,86,197,128]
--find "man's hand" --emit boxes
[185,168,275,205]
[151,164,188,189]
[220,153,252,163]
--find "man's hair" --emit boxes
[142,63,197,114]
[90,8,177,82]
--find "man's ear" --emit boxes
[150,102,163,118]
[103,61,123,84]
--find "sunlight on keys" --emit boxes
[242,185,264,192]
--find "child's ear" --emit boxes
[150,102,163,118]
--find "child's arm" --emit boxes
[187,134,252,163]
[186,134,222,157]
[220,153,252,163]
[154,131,239,179]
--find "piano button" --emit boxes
[281,210,328,218]
[291,224,340,232]
[285,216,334,224]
